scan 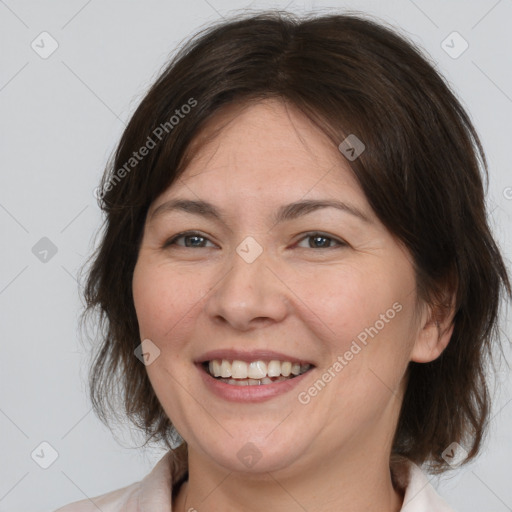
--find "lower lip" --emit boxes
[196,363,313,403]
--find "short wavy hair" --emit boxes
[81,10,511,473]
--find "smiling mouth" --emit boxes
[202,359,313,386]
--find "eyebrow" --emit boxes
[149,198,373,225]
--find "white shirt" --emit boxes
[54,451,455,511]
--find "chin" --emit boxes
[189,428,315,475]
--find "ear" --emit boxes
[410,295,457,363]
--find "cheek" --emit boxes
[299,261,416,385]
[293,263,396,350]
[132,264,167,339]
[132,258,202,340]
[132,260,196,413]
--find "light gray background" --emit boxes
[1,1,511,511]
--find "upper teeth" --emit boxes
[207,359,311,379]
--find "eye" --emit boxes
[295,232,347,249]
[163,231,216,248]
[163,231,347,250]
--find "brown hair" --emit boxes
[81,10,511,473]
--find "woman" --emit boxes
[56,10,511,512]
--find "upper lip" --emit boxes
[194,349,315,366]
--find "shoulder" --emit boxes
[53,481,139,512]
[53,449,184,512]
[392,457,456,511]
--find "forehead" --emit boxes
[165,99,365,202]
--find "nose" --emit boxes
[203,242,289,331]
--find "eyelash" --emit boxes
[163,231,347,250]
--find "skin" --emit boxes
[132,98,455,512]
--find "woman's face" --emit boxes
[132,99,436,475]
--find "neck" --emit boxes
[173,444,404,512]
